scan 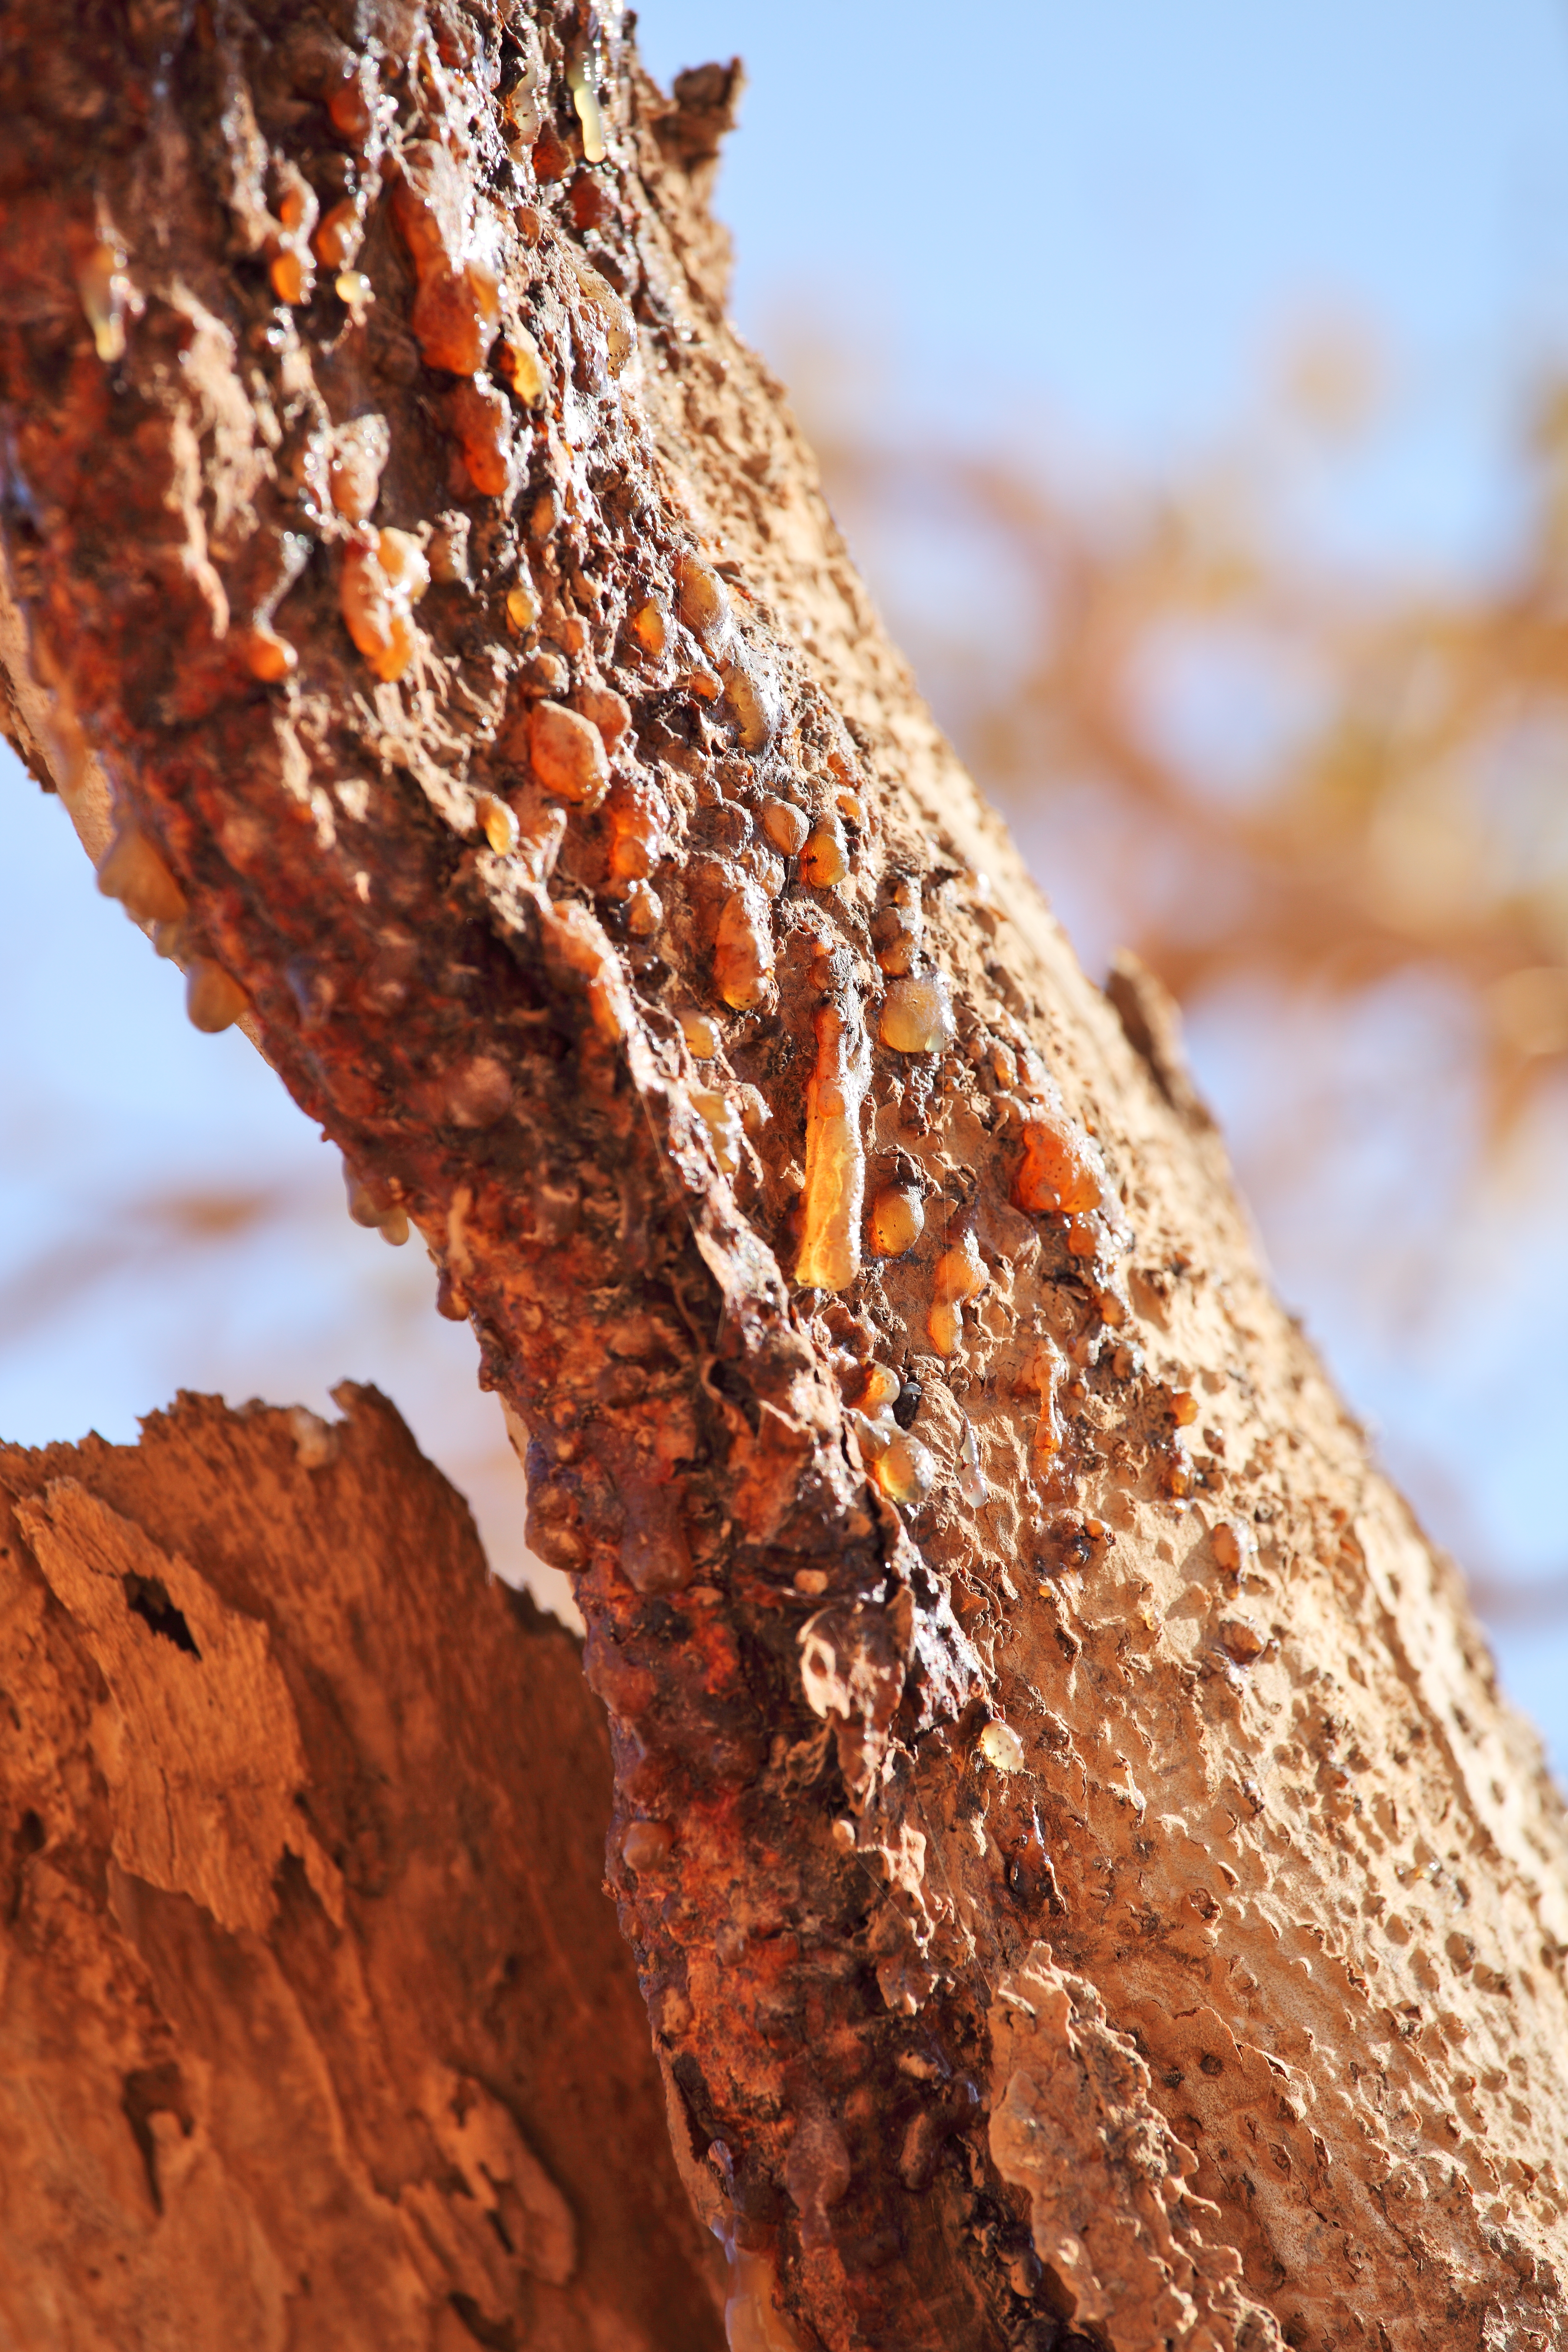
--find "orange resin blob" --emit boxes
[796,1002,869,1292]
[1013,1112,1104,1216]
[879,972,955,1055]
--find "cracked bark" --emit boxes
[2,5,1567,2348]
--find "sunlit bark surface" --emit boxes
[2,6,1567,2348]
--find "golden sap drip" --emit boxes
[868,1184,923,1258]
[713,883,776,1012]
[568,54,608,164]
[928,1228,987,1355]
[880,971,955,1055]
[796,1001,869,1292]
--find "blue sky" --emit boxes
[4,2,1565,1753]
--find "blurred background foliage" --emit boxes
[3,1,1566,1751]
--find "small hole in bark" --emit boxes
[121,2063,193,2215]
[7,1808,44,1925]
[124,1573,201,1658]
[447,2291,518,2350]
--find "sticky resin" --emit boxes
[623,880,663,936]
[1212,1516,1257,1575]
[77,238,134,364]
[868,1184,923,1259]
[675,552,730,644]
[622,1819,673,1872]
[928,1228,987,1355]
[722,658,776,753]
[185,958,247,1035]
[879,971,955,1055]
[759,796,810,856]
[391,144,502,376]
[314,192,366,272]
[96,822,186,926]
[506,582,539,634]
[343,1161,409,1246]
[474,792,519,855]
[268,170,319,306]
[605,781,670,888]
[448,375,514,498]
[566,41,608,164]
[692,1089,743,1176]
[502,18,547,147]
[713,882,776,1012]
[957,1416,988,1506]
[334,271,374,317]
[495,323,547,405]
[873,879,922,975]
[529,700,610,809]
[244,627,295,682]
[874,1433,936,1509]
[1024,1337,1067,1463]
[799,816,849,889]
[796,1002,869,1292]
[978,1719,1025,1774]
[681,1009,721,1060]
[722,2246,806,2352]
[860,1363,902,1413]
[566,249,637,375]
[1012,1108,1104,1217]
[630,598,670,656]
[327,414,390,524]
[340,528,426,682]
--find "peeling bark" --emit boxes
[0,1387,721,2349]
[2,6,1567,2349]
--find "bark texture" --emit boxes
[2,6,1567,2349]
[0,1386,722,2350]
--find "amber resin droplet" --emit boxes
[328,415,390,523]
[674,552,730,643]
[880,972,955,1055]
[340,531,420,682]
[97,823,186,926]
[692,1088,743,1176]
[713,883,776,1013]
[496,324,547,405]
[874,1434,936,1508]
[475,792,519,855]
[799,819,850,889]
[622,1820,673,1872]
[681,1010,720,1059]
[186,958,248,1035]
[796,1002,869,1292]
[928,1228,987,1356]
[631,599,669,655]
[868,1184,923,1259]
[760,797,810,855]
[1013,1111,1104,1216]
[979,1720,1025,1774]
[528,701,610,809]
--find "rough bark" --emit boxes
[2,6,1567,2350]
[0,1385,722,2350]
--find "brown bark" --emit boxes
[2,7,1567,2350]
[0,1385,722,2350]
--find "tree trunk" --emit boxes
[3,7,1567,2350]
